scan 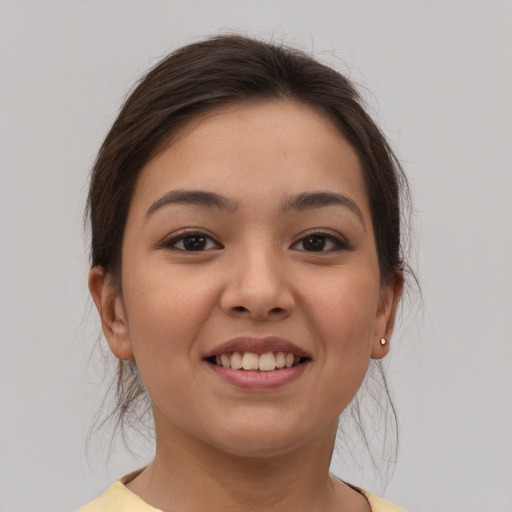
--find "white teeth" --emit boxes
[275,352,285,368]
[221,354,230,369]
[241,352,259,370]
[259,352,276,372]
[213,351,303,371]
[230,351,243,370]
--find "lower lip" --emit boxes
[207,362,309,390]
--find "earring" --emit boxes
[380,337,387,346]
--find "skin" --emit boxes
[89,100,402,512]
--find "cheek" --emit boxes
[122,264,219,362]
[303,266,380,355]
[289,269,381,424]
[120,268,216,418]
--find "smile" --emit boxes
[210,351,306,371]
[203,336,312,388]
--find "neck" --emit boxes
[126,415,370,512]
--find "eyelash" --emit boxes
[291,232,352,253]
[161,231,223,252]
[161,231,351,253]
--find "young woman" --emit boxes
[80,35,408,512]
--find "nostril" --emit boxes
[233,306,247,312]
[269,307,284,314]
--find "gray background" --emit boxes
[1,1,511,511]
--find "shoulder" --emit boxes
[76,481,162,512]
[359,488,406,512]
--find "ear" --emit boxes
[88,266,134,360]
[371,273,404,360]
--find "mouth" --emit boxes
[203,337,312,373]
[207,351,309,372]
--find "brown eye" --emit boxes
[164,232,221,252]
[302,235,327,251]
[182,235,207,251]
[292,233,349,252]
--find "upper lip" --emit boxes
[203,336,312,359]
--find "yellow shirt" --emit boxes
[78,471,405,512]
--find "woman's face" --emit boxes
[92,100,400,458]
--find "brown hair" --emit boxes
[87,34,411,470]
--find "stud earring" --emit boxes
[380,337,387,346]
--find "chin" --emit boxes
[205,417,325,460]
[214,433,303,459]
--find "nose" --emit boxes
[220,246,295,321]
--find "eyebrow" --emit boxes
[146,190,239,218]
[281,191,365,229]
[146,189,365,229]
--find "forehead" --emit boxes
[131,100,370,218]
